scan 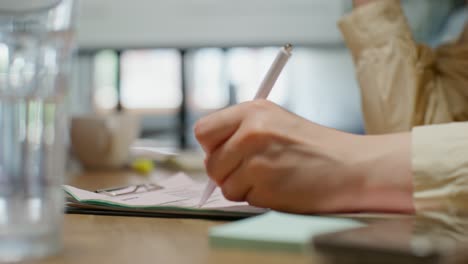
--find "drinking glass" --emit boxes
[0,0,76,261]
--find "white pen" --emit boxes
[198,44,293,208]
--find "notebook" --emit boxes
[209,211,365,252]
[64,173,267,219]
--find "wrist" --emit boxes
[352,133,414,213]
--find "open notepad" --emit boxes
[64,173,267,219]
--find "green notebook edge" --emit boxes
[208,212,365,252]
[209,235,304,253]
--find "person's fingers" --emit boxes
[194,103,248,154]
[205,143,244,186]
[204,124,261,185]
[219,152,275,204]
[219,160,253,202]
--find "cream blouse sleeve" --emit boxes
[339,0,468,212]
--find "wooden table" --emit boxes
[32,170,319,264]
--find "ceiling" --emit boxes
[76,0,349,49]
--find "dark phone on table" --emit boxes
[313,219,468,264]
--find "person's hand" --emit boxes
[195,100,414,214]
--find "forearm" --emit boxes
[353,133,414,213]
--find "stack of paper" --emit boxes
[65,173,267,218]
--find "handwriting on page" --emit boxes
[155,174,249,209]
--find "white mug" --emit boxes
[70,114,140,170]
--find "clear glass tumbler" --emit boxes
[0,0,76,261]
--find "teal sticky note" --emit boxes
[209,211,364,252]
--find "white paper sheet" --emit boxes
[64,173,266,213]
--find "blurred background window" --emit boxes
[94,50,118,111]
[120,49,182,111]
[187,48,229,110]
[0,44,8,73]
[226,47,289,106]
[69,0,467,150]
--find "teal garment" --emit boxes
[401,0,459,43]
[436,6,467,45]
[209,211,364,252]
